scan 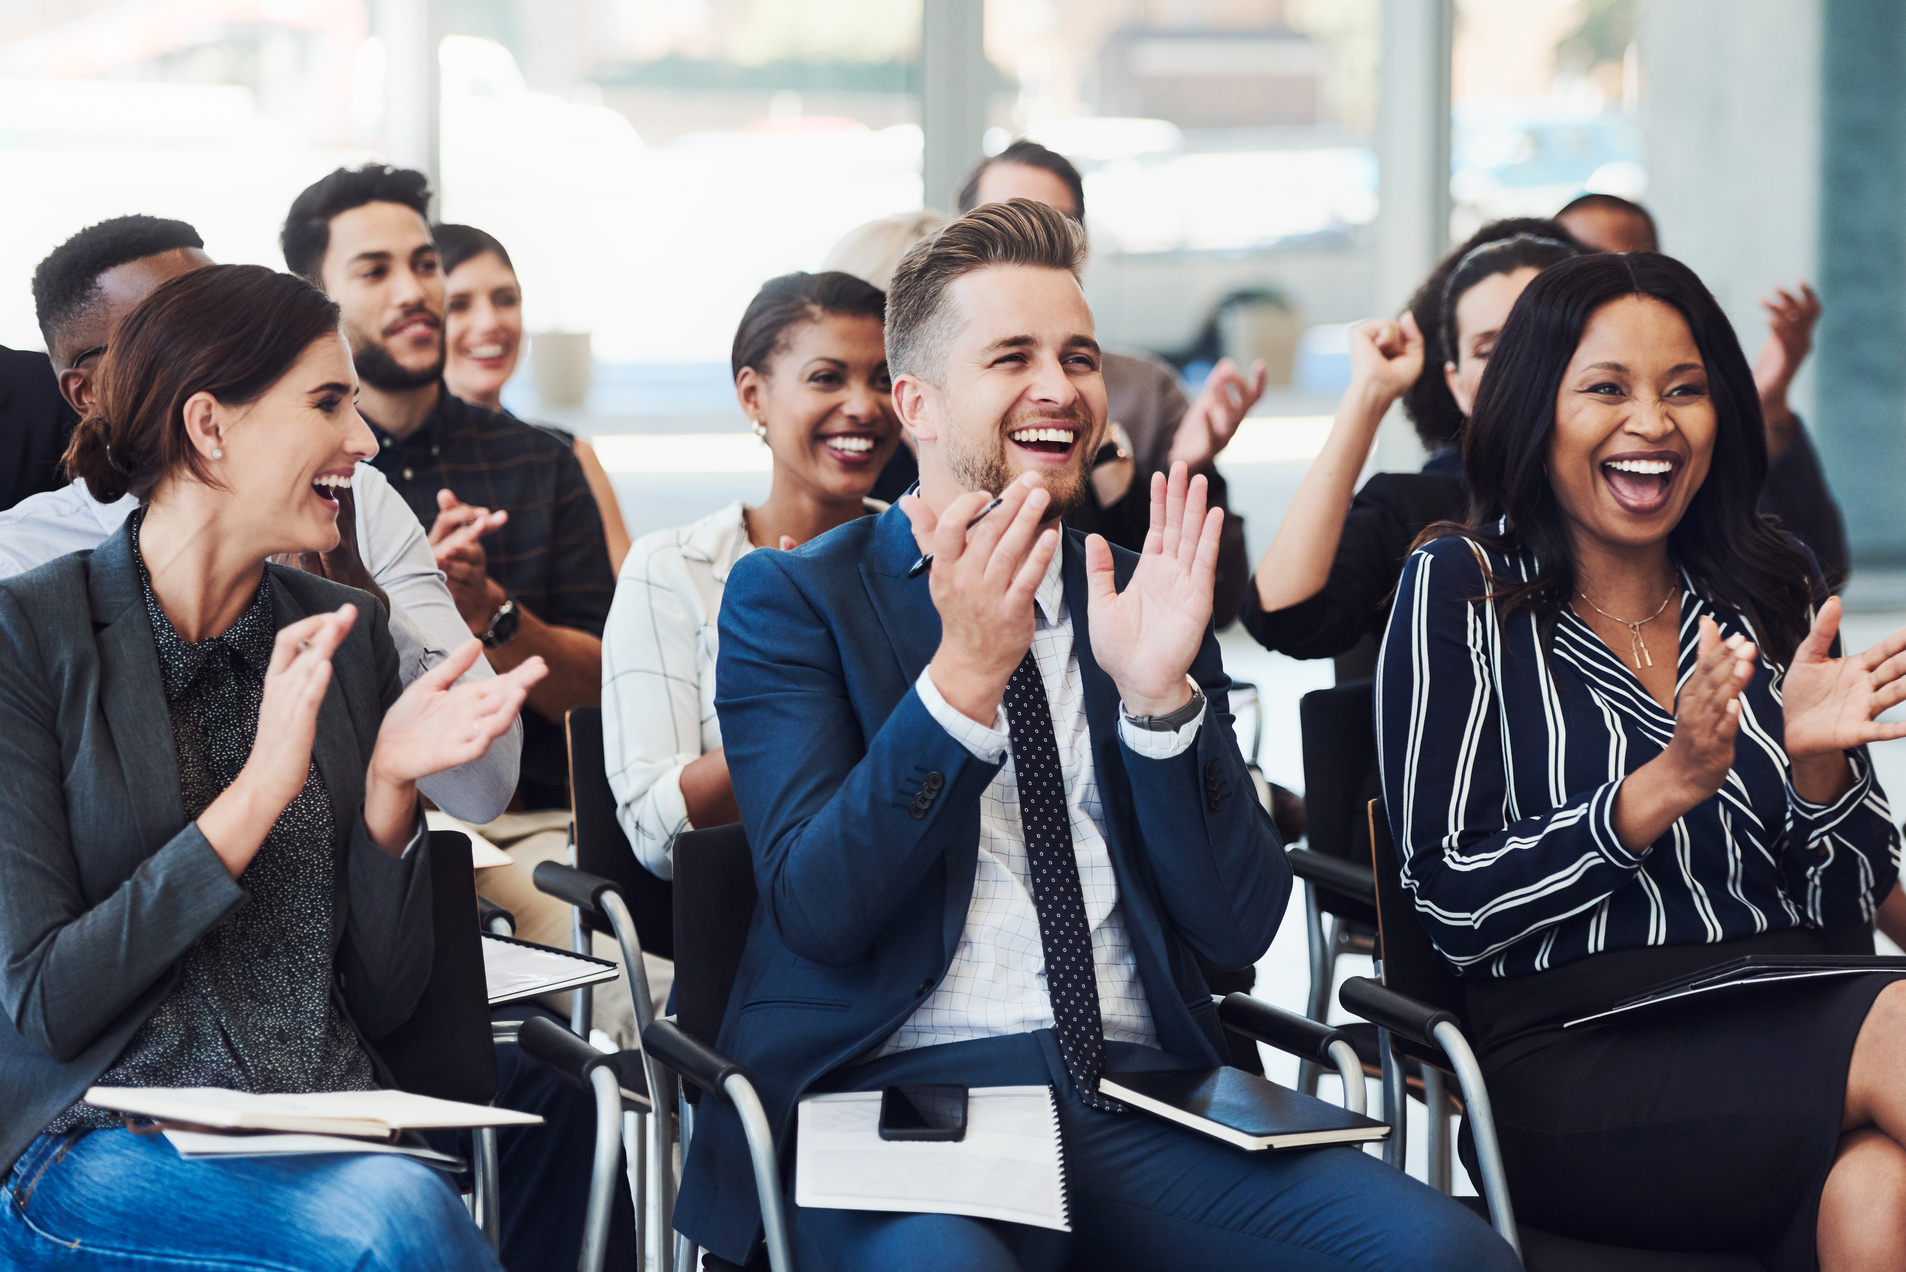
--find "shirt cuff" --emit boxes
[915,667,1009,763]
[1117,678,1206,759]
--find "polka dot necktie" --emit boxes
[1003,651,1121,1113]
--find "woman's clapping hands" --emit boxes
[1780,597,1906,800]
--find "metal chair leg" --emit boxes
[725,1074,792,1272]
[472,1126,501,1250]
[1379,1028,1408,1171]
[1431,1020,1520,1259]
[1423,1067,1451,1193]
[578,1065,625,1272]
[1298,884,1332,1095]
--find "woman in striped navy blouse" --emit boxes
[1378,251,1906,1270]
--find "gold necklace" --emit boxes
[1574,586,1677,670]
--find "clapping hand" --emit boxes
[370,639,546,787]
[902,473,1061,726]
[428,489,509,624]
[1781,597,1906,763]
[244,606,360,812]
[1168,357,1268,469]
[1752,282,1821,416]
[1085,462,1223,716]
[1661,618,1760,802]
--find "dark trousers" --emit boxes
[790,1032,1516,1272]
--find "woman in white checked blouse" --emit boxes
[602,272,899,877]
[1378,251,1906,1270]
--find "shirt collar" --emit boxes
[130,511,277,694]
[366,381,455,452]
[1034,533,1065,626]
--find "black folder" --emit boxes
[1565,954,1906,1028]
[1097,1068,1391,1152]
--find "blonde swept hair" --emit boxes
[884,198,1086,385]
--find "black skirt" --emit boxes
[1464,927,1899,1271]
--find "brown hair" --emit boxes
[885,198,1085,384]
[64,263,342,503]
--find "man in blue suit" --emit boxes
[684,199,1515,1270]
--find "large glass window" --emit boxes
[1450,0,1643,241]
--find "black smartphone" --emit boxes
[877,1084,968,1142]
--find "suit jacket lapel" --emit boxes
[859,505,975,960]
[857,505,942,685]
[88,524,186,852]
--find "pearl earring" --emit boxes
[752,419,767,441]
[210,447,223,459]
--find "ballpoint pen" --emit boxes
[907,495,1006,578]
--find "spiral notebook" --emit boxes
[795,1085,1070,1232]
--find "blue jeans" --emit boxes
[0,1128,502,1271]
[792,1034,1520,1272]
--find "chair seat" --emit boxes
[1453,1199,1762,1272]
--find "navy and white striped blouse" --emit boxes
[1377,533,1900,979]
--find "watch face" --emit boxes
[484,599,520,648]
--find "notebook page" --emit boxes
[795,1085,1068,1231]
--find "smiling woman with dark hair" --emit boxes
[601,270,899,880]
[0,264,541,1271]
[1378,251,1906,1269]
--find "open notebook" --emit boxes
[84,1087,543,1139]
[796,1086,1070,1232]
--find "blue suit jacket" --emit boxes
[681,504,1288,1262]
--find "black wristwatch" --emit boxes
[478,596,520,649]
[1125,681,1206,732]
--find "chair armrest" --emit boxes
[476,895,515,936]
[518,1015,617,1089]
[642,1019,750,1103]
[533,860,621,920]
[1286,847,1376,904]
[1337,976,1458,1050]
[1217,993,1349,1064]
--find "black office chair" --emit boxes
[1341,799,1763,1272]
[641,822,1373,1272]
[564,705,674,1035]
[372,829,504,1247]
[1289,679,1381,1063]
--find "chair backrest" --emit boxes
[566,705,674,959]
[374,829,500,1105]
[1365,799,1469,1022]
[671,822,757,1050]
[1299,678,1381,924]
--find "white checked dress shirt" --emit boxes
[882,545,1205,1055]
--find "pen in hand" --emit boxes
[907,495,1006,579]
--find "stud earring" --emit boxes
[210,447,223,459]
[752,419,768,441]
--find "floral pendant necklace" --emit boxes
[1575,586,1678,670]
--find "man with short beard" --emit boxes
[683,198,1513,1270]
[282,165,613,813]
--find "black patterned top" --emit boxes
[49,516,375,1130]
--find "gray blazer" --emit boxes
[0,522,434,1173]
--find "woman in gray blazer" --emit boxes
[0,265,543,1272]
